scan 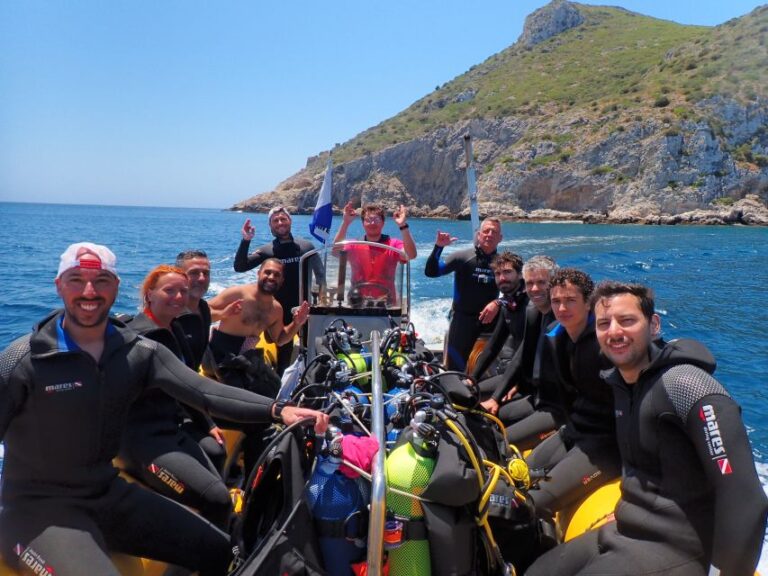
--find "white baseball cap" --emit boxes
[56,242,119,279]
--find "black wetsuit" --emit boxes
[174,299,227,470]
[502,308,563,450]
[234,234,324,374]
[472,283,529,382]
[207,328,283,475]
[175,299,212,371]
[119,312,231,529]
[526,339,768,576]
[0,310,279,576]
[424,244,498,371]
[525,316,621,518]
[472,285,532,422]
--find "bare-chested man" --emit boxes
[207,258,309,381]
[206,258,311,473]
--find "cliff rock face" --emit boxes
[233,97,768,225]
[232,2,768,225]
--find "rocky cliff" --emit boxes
[232,2,768,225]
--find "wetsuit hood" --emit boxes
[601,338,716,385]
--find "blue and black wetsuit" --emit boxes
[525,317,621,518]
[119,312,232,529]
[0,310,279,576]
[527,339,768,576]
[424,244,498,371]
[234,234,324,374]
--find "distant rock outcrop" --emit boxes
[519,0,585,47]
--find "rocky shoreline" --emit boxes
[234,194,768,226]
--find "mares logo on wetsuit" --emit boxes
[473,267,494,284]
[581,470,601,486]
[14,543,54,575]
[44,381,83,394]
[148,463,186,494]
[699,404,732,475]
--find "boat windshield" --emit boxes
[300,240,408,313]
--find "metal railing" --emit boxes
[366,330,386,574]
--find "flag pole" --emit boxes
[464,135,480,234]
[309,156,334,294]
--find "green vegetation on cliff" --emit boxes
[322,3,767,168]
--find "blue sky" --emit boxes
[0,1,761,209]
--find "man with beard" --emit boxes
[0,243,328,576]
[207,259,310,471]
[234,207,324,374]
[527,281,767,576]
[208,258,309,389]
[425,217,502,371]
[473,256,561,448]
[470,251,528,406]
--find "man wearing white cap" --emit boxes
[0,242,329,576]
[234,207,324,374]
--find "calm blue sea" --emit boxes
[2,201,767,561]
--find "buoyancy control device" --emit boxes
[306,429,369,576]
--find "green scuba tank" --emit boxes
[385,411,438,576]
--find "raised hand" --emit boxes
[393,204,408,227]
[435,231,458,247]
[241,219,255,241]
[292,301,310,326]
[342,201,358,225]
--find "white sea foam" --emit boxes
[409,298,451,348]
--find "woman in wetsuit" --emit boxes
[118,265,233,529]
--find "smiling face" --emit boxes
[595,293,660,383]
[146,272,189,326]
[179,256,210,301]
[361,207,385,242]
[550,281,590,338]
[269,211,292,240]
[258,260,284,295]
[55,254,119,329]
[524,268,551,312]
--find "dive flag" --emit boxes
[309,158,333,244]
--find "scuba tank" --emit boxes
[305,429,367,576]
[385,387,410,446]
[385,411,439,576]
[332,322,371,388]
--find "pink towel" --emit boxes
[339,435,380,478]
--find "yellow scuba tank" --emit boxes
[385,412,438,576]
